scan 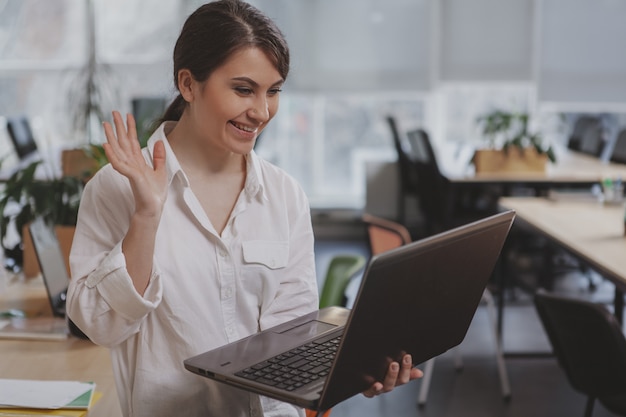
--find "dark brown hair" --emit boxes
[160,0,290,122]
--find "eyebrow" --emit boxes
[231,76,284,88]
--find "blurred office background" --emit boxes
[3,2,626,416]
[1,0,626,211]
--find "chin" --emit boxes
[233,142,256,155]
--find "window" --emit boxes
[257,92,428,208]
[2,0,626,210]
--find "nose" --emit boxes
[249,96,270,122]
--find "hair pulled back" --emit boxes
[160,0,290,122]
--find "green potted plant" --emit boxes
[474,110,556,173]
[0,160,84,277]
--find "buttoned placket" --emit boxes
[182,184,239,342]
[216,235,238,342]
[217,189,252,343]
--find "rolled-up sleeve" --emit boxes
[66,165,162,347]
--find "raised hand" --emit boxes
[102,111,168,220]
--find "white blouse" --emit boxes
[67,122,318,417]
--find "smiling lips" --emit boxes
[231,121,258,133]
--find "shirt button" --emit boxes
[219,250,227,258]
[225,287,233,298]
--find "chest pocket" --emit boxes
[242,240,289,269]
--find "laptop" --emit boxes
[184,210,515,411]
[0,218,86,341]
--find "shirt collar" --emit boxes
[244,151,267,202]
[146,121,267,201]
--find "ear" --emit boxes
[177,69,195,103]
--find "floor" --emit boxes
[313,238,623,417]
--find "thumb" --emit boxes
[153,140,166,172]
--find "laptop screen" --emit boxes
[28,218,70,317]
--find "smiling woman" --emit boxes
[167,47,284,165]
[64,2,418,417]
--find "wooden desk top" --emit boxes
[499,196,626,291]
[440,145,626,184]
[0,274,121,417]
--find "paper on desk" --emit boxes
[0,379,93,409]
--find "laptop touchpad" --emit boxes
[278,320,336,338]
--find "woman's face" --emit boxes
[187,47,284,155]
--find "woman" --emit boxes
[67,1,421,416]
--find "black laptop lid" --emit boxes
[28,218,69,318]
[319,210,514,409]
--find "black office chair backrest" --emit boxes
[406,128,441,173]
[534,290,626,416]
[609,128,626,165]
[387,116,419,193]
[405,128,450,235]
[387,115,421,226]
[568,116,605,157]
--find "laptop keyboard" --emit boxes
[235,335,341,391]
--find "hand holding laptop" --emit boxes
[362,353,423,398]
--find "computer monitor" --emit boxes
[6,116,38,160]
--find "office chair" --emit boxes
[609,128,626,165]
[304,254,366,417]
[388,117,456,237]
[386,116,420,228]
[388,119,499,238]
[568,115,605,157]
[404,128,454,237]
[534,290,626,417]
[318,254,367,309]
[361,213,511,407]
[403,128,499,237]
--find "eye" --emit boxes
[234,87,253,95]
[268,88,283,96]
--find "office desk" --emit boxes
[0,275,121,417]
[498,196,626,324]
[441,146,626,188]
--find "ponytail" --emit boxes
[159,94,187,123]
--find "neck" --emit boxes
[166,116,246,177]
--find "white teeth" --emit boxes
[232,122,255,133]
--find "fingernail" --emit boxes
[391,363,399,371]
[404,356,411,365]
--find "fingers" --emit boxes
[380,361,401,392]
[102,111,146,174]
[112,111,136,155]
[361,382,383,398]
[102,111,125,162]
[153,140,167,172]
[126,112,138,141]
[361,354,421,398]
[411,367,424,380]
[361,361,399,397]
[381,354,413,391]
[396,354,413,385]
